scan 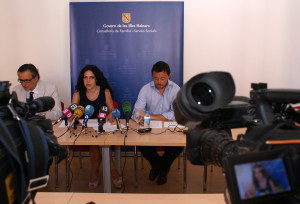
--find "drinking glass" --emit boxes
[133,109,144,128]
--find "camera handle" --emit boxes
[6,104,49,198]
[0,118,29,204]
[7,104,21,120]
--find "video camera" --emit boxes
[173,72,300,204]
[0,81,67,204]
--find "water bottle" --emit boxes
[144,111,151,128]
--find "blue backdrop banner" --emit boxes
[70,2,184,118]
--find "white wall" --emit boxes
[185,0,300,95]
[0,0,70,103]
[1,0,300,105]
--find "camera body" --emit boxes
[173,72,300,204]
[0,81,66,204]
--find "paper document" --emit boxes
[150,120,162,128]
[140,120,162,129]
[57,119,125,132]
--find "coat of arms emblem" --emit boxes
[122,13,131,23]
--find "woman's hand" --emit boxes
[106,112,115,124]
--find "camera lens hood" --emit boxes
[173,72,235,126]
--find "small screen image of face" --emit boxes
[233,158,291,200]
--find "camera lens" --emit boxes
[191,83,215,106]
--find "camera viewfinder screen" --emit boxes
[233,158,291,200]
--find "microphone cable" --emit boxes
[74,128,85,137]
[120,128,128,193]
[66,127,85,191]
[66,153,74,192]
[149,124,186,135]
[65,138,83,192]
[120,146,127,193]
[115,122,131,193]
[57,126,71,138]
[166,124,186,133]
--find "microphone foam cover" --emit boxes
[122,101,132,114]
[84,105,94,118]
[74,105,84,118]
[29,96,55,113]
[112,109,121,118]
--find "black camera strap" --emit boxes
[0,119,28,204]
[17,119,49,193]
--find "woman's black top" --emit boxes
[80,87,106,119]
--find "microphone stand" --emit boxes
[125,116,130,137]
[125,122,128,137]
[75,128,84,137]
[98,126,104,133]
[64,117,68,127]
[76,121,89,137]
[98,118,105,133]
[73,119,78,130]
[96,120,105,138]
[123,126,128,145]
[69,119,79,137]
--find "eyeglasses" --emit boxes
[18,78,33,83]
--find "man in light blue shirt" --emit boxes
[133,79,179,121]
[133,61,182,185]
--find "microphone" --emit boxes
[112,109,121,130]
[27,96,55,113]
[83,105,94,128]
[98,106,109,133]
[122,101,132,130]
[70,105,85,128]
[53,104,78,125]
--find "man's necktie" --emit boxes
[29,91,34,102]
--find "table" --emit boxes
[53,125,108,189]
[105,120,187,188]
[53,120,186,193]
[106,120,186,146]
[35,192,225,204]
[54,127,108,146]
[35,192,73,204]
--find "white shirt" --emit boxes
[12,80,62,120]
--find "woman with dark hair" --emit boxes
[248,164,278,197]
[72,65,122,189]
